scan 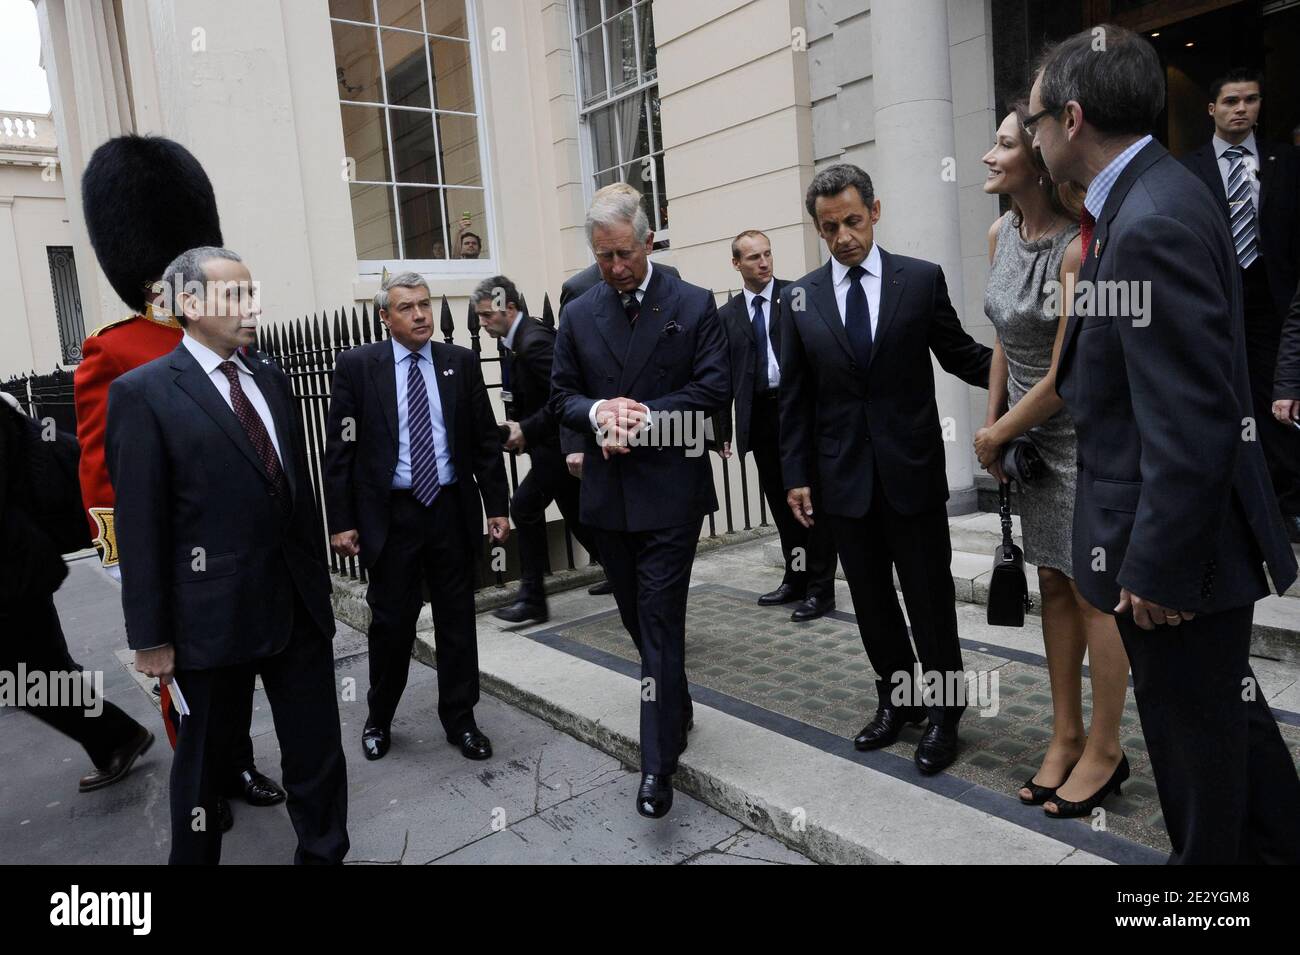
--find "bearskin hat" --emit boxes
[81,135,223,313]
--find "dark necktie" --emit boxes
[621,291,641,325]
[1223,145,1259,269]
[406,353,442,506]
[217,361,288,502]
[1080,207,1096,263]
[844,264,872,368]
[752,294,772,393]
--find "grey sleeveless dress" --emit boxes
[984,214,1080,577]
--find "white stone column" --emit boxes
[33,0,134,332]
[870,0,978,512]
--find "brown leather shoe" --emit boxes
[79,725,155,793]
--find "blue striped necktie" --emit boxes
[1224,145,1259,270]
[406,353,441,505]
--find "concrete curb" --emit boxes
[406,623,1104,865]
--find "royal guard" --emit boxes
[74,135,287,827]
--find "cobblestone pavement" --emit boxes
[536,579,1300,856]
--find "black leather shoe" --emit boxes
[493,600,549,625]
[914,723,960,775]
[218,796,234,833]
[231,768,286,807]
[449,728,492,760]
[636,773,674,818]
[79,725,154,793]
[362,723,390,761]
[791,594,835,622]
[758,583,801,606]
[853,705,925,751]
[588,578,615,596]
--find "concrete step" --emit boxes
[764,536,1300,665]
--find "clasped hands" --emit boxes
[594,397,650,459]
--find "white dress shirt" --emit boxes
[181,334,282,463]
[830,242,883,337]
[743,277,780,390]
[589,262,656,431]
[1213,131,1261,213]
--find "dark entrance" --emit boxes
[991,0,1300,156]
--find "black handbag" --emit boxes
[986,482,1031,627]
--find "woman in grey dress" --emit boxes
[973,104,1131,818]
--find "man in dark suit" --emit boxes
[0,394,155,794]
[324,272,510,764]
[476,274,599,624]
[1180,69,1300,537]
[108,247,348,865]
[551,189,729,818]
[559,185,679,598]
[715,230,836,621]
[779,164,991,775]
[1032,24,1300,863]
[1273,280,1300,423]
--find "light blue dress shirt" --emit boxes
[1084,134,1153,220]
[391,337,456,489]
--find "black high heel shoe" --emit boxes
[1018,757,1079,805]
[1043,753,1129,819]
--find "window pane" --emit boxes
[606,9,638,94]
[340,104,393,181]
[382,29,430,108]
[589,106,618,173]
[576,28,607,104]
[446,189,487,258]
[397,186,449,258]
[616,91,650,163]
[594,167,619,188]
[333,22,384,103]
[621,162,655,228]
[429,37,474,113]
[648,90,661,152]
[425,0,468,38]
[574,0,603,32]
[390,109,440,184]
[330,0,373,23]
[436,112,482,187]
[350,183,398,258]
[609,0,635,16]
[638,3,657,80]
[377,0,422,30]
[653,153,667,230]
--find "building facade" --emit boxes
[26,0,1297,512]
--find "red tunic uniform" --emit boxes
[74,307,183,568]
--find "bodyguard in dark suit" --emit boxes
[1273,280,1300,422]
[0,395,154,794]
[551,190,729,818]
[715,230,836,620]
[324,272,510,764]
[780,164,991,775]
[475,275,600,624]
[1032,25,1300,863]
[1180,69,1300,532]
[108,247,348,864]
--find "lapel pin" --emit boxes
[443,368,454,376]
[1094,238,1102,258]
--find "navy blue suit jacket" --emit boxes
[106,343,334,670]
[778,250,990,518]
[1057,140,1297,613]
[549,267,730,532]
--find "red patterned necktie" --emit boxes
[217,360,288,500]
[1080,208,1096,263]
